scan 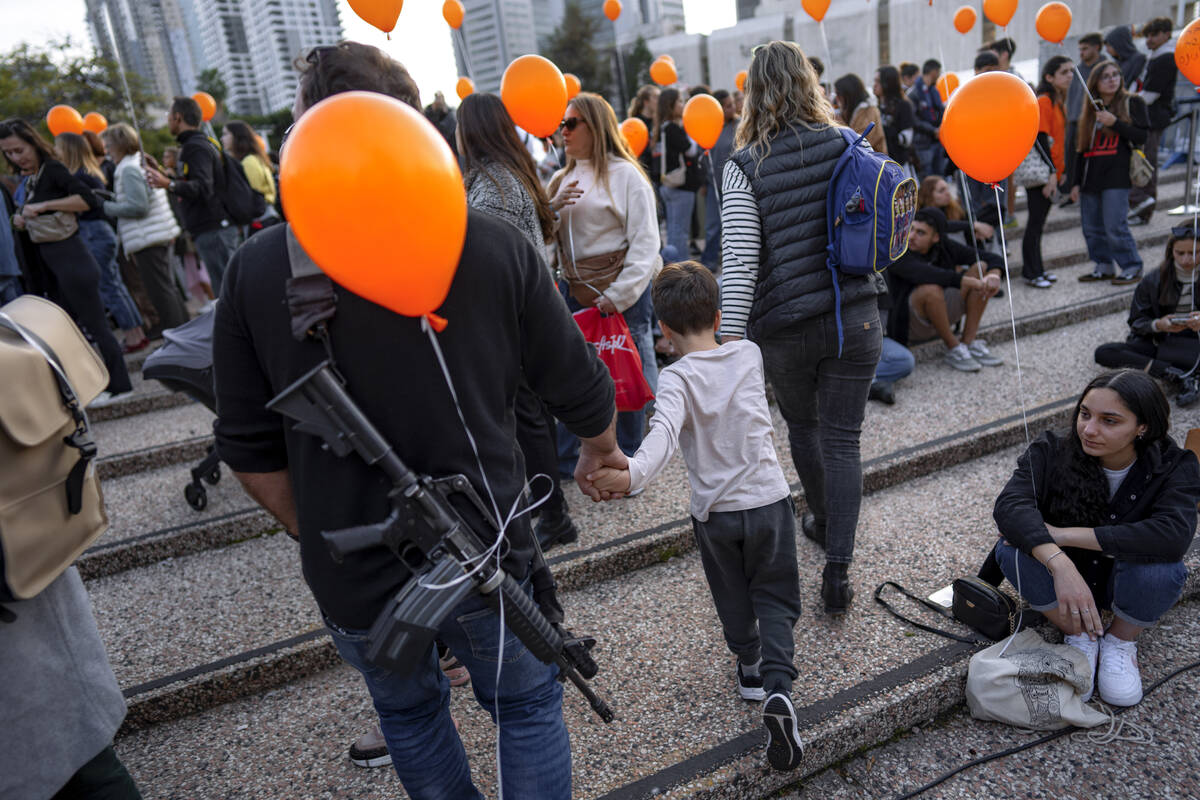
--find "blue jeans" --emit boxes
[325,582,571,800]
[193,224,240,296]
[78,219,143,331]
[994,540,1186,628]
[0,275,21,304]
[1079,188,1143,276]
[758,300,882,564]
[873,336,914,386]
[700,180,721,270]
[660,185,696,259]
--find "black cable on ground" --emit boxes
[892,658,1200,800]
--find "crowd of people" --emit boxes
[2,15,1199,800]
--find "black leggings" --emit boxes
[37,236,133,394]
[1021,183,1053,279]
[1095,336,1200,377]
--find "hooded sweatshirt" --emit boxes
[1104,26,1147,90]
[1141,39,1178,130]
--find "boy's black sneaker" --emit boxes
[737,659,765,701]
[763,693,804,771]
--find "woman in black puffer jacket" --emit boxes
[719,40,883,615]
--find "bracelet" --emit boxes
[1046,550,1067,571]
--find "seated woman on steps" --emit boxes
[1095,226,1200,407]
[992,370,1200,707]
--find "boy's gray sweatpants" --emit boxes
[691,496,802,696]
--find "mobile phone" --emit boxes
[927,584,955,610]
[1169,313,1195,325]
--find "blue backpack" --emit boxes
[825,122,918,354]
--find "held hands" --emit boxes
[575,443,629,502]
[586,467,632,498]
[551,180,583,213]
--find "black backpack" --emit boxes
[205,136,267,225]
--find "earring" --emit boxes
[1137,432,1145,440]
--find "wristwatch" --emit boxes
[167,180,176,193]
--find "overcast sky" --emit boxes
[0,0,737,107]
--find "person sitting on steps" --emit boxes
[884,207,1005,372]
[992,370,1199,707]
[1095,226,1200,407]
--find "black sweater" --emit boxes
[213,211,616,629]
[25,159,99,209]
[994,431,1200,563]
[173,129,228,235]
[884,237,1004,345]
[1072,95,1148,192]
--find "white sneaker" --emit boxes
[1064,633,1099,703]
[1098,633,1143,706]
[967,339,1004,367]
[944,343,982,372]
[87,390,127,408]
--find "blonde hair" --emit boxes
[549,92,648,197]
[734,41,839,172]
[54,132,104,181]
[101,123,141,160]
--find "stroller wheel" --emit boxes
[185,483,208,511]
[203,465,221,486]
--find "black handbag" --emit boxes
[875,575,1040,645]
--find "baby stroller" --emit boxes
[142,308,222,510]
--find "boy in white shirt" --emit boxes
[586,261,804,772]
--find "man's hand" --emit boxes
[146,167,170,190]
[574,413,626,501]
[960,275,985,292]
[982,271,1002,299]
[586,466,632,496]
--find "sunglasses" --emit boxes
[559,117,586,132]
[1172,226,1200,237]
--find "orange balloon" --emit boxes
[982,0,1017,27]
[456,76,475,100]
[46,105,84,136]
[192,92,217,122]
[500,54,568,138]
[682,94,723,151]
[620,117,648,156]
[1177,18,1200,86]
[649,58,677,86]
[735,70,748,92]
[442,0,463,29]
[953,5,976,34]
[564,73,582,100]
[347,0,403,33]
[940,72,1038,183]
[280,91,466,320]
[661,54,675,65]
[603,0,621,22]
[1035,2,1071,43]
[82,112,107,134]
[936,73,960,103]
[802,0,830,22]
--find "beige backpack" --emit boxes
[0,295,109,602]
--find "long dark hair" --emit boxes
[1036,55,1072,106]
[456,93,555,243]
[653,87,681,144]
[0,118,57,173]
[876,66,906,113]
[1155,229,1200,309]
[224,120,271,169]
[833,73,869,126]
[1077,61,1132,152]
[1042,370,1170,526]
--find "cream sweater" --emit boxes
[550,157,662,312]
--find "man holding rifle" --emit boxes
[212,42,622,800]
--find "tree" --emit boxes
[195,68,228,107]
[543,1,612,100]
[623,36,653,104]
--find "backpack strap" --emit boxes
[826,125,871,358]
[284,225,338,344]
[0,312,96,515]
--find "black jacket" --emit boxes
[1072,95,1149,192]
[1143,46,1179,130]
[173,129,228,235]
[995,431,1200,563]
[1126,267,1198,338]
[884,237,1004,345]
[212,211,615,630]
[729,125,879,340]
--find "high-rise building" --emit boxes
[452,0,540,94]
[736,0,760,21]
[613,0,686,46]
[86,0,195,103]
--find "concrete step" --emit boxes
[106,436,1200,798]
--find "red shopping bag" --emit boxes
[573,307,655,412]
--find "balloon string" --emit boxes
[819,21,834,79]
[455,27,475,81]
[957,170,983,277]
[992,184,1031,447]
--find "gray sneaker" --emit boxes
[967,339,1004,367]
[944,343,982,372]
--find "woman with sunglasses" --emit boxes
[549,92,662,462]
[720,41,882,616]
[1069,61,1149,285]
[0,118,133,404]
[1095,226,1200,406]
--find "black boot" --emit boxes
[1180,375,1200,408]
[867,381,896,405]
[800,512,825,548]
[535,498,579,552]
[821,562,854,615]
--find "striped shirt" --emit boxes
[718,159,761,339]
